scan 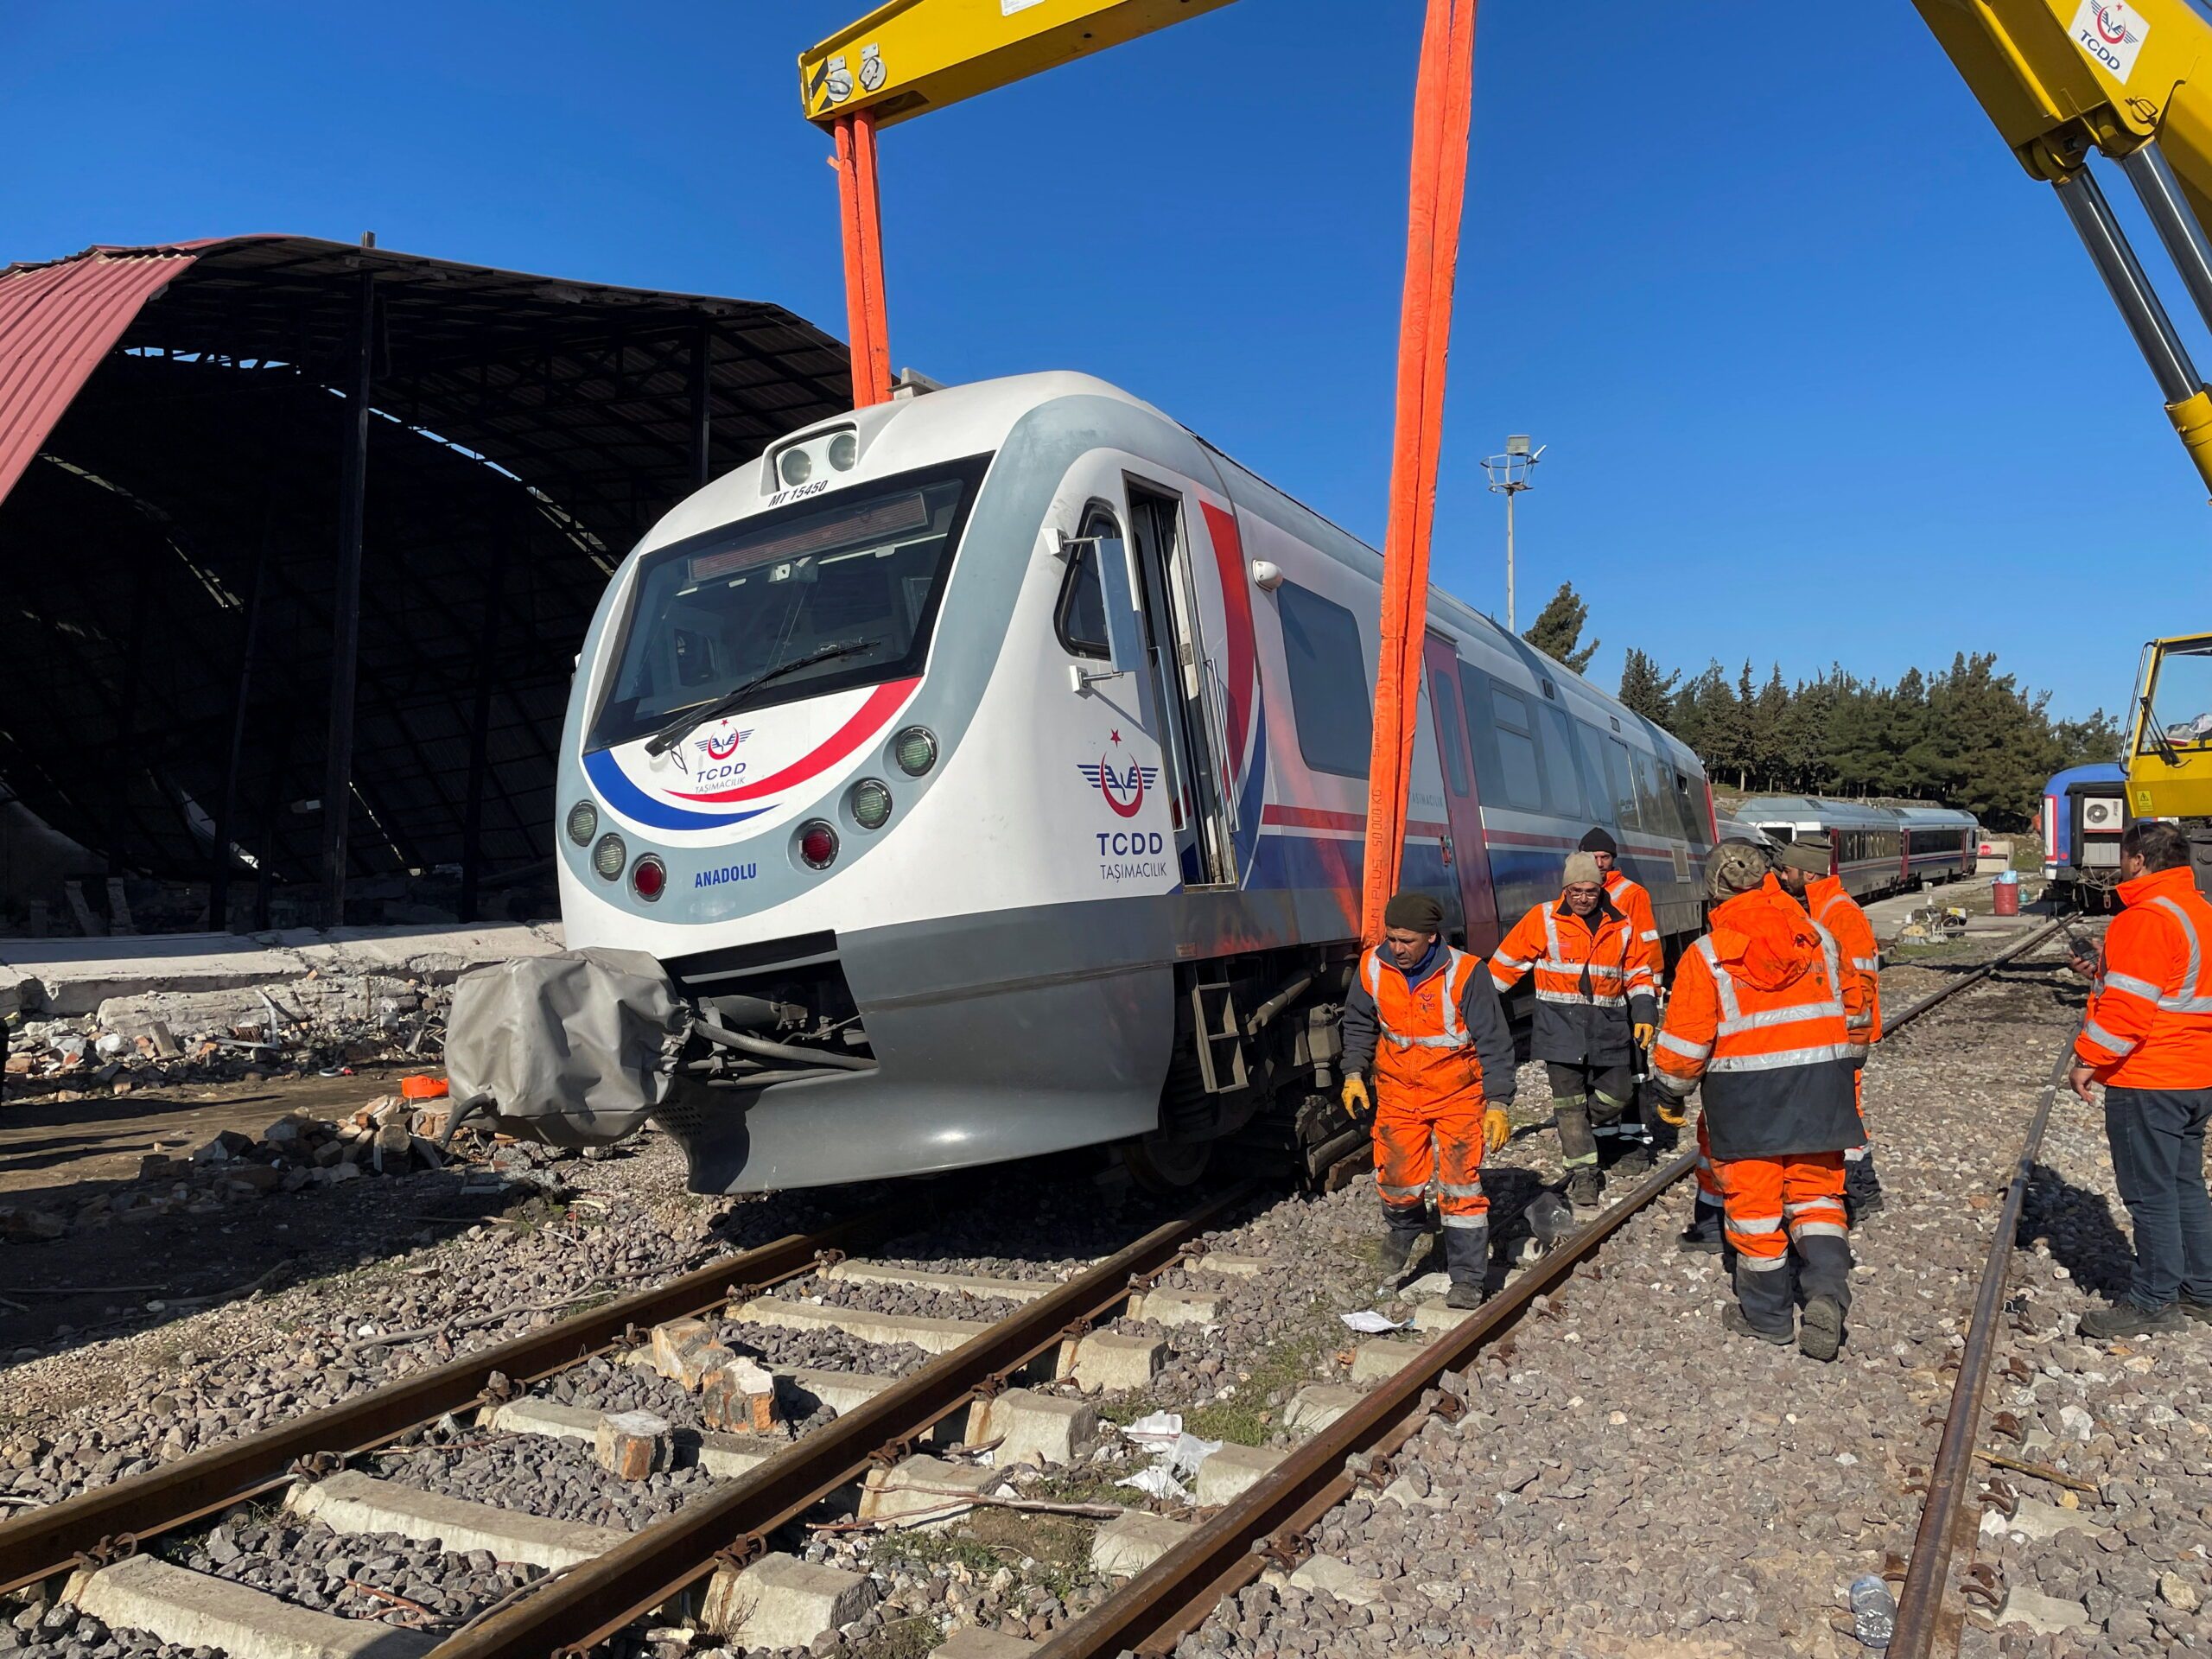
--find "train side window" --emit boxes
[1538,706,1584,817]
[1632,749,1671,838]
[1573,721,1615,824]
[1054,507,1116,658]
[1669,770,1704,842]
[1277,581,1371,779]
[1604,736,1641,830]
[1428,666,1471,796]
[1479,677,1546,810]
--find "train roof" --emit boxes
[1734,795,1903,828]
[2046,761,2126,791]
[1718,817,1781,850]
[1890,804,1978,827]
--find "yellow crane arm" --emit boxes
[1913,2,2212,491]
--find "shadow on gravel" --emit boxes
[2019,1163,2135,1303]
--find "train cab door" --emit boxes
[1126,481,1236,887]
[1421,634,1502,953]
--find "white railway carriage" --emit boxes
[524,374,1715,1192]
[1735,796,1905,901]
[1892,804,1977,887]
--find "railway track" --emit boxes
[1,918,2074,1659]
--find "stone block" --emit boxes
[700,1554,875,1646]
[857,1454,1001,1530]
[650,1319,735,1389]
[1283,1385,1363,1434]
[594,1410,670,1480]
[1192,1442,1288,1505]
[1053,1332,1164,1393]
[1090,1510,1193,1578]
[649,1317,709,1377]
[701,1357,779,1433]
[967,1388,1098,1468]
[1128,1288,1223,1327]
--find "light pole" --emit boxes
[1482,434,1544,632]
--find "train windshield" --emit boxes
[587,456,988,751]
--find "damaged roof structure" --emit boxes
[0,235,850,930]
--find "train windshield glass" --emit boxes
[587,457,988,750]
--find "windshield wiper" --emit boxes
[642,639,881,757]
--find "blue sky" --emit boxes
[5,0,2206,720]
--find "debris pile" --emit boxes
[0,1090,575,1244]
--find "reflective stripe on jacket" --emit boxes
[1807,874,1882,1042]
[1651,877,1866,1159]
[2077,865,2212,1088]
[1605,871,1663,983]
[1357,944,1499,1111]
[1490,895,1656,1066]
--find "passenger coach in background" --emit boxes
[448,372,1721,1195]
[1736,798,1907,902]
[2044,763,2129,913]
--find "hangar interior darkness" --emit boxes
[0,236,849,932]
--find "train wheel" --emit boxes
[1116,1131,1214,1194]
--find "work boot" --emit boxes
[1723,1304,1793,1345]
[1798,1294,1846,1363]
[1375,1224,1430,1293]
[1610,1141,1653,1180]
[1677,1206,1726,1254]
[1566,1166,1602,1210]
[2078,1300,2188,1340]
[2179,1298,2212,1325]
[1844,1153,1885,1218]
[1441,1221,1488,1308]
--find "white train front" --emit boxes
[529,372,1717,1192]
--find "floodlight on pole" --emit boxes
[1482,435,1546,632]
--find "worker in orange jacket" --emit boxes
[2069,821,2212,1339]
[1772,836,1887,1217]
[1341,891,1518,1309]
[1652,840,1870,1359]
[1489,851,1657,1210]
[1579,827,1665,1171]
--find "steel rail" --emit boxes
[1889,1037,2075,1656]
[425,1181,1256,1659]
[1033,916,2075,1658]
[1031,1149,1694,1658]
[0,1201,923,1594]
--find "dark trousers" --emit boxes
[2105,1084,2212,1310]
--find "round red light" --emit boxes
[630,855,666,900]
[799,822,838,869]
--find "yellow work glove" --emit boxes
[1484,1105,1512,1154]
[1341,1075,1371,1121]
[1633,1022,1656,1049]
[1651,1093,1688,1128]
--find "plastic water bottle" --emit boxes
[1849,1574,1896,1649]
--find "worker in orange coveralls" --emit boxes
[1651,841,1870,1359]
[1580,826,1664,1172]
[1771,836,1887,1217]
[1340,892,1518,1310]
[2069,820,2212,1339]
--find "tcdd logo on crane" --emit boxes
[2073,1,2148,81]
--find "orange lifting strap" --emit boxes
[1360,0,1478,945]
[835,110,893,409]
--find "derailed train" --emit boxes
[458,374,1719,1192]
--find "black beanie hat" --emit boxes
[1382,892,1446,934]
[1579,826,1618,855]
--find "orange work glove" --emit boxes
[1484,1106,1512,1154]
[1633,1021,1656,1049]
[1341,1075,1371,1122]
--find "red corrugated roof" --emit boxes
[0,243,219,509]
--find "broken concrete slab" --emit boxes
[699,1554,874,1646]
[967,1388,1098,1468]
[1192,1442,1288,1505]
[1091,1511,1193,1578]
[594,1410,670,1480]
[284,1470,625,1571]
[1283,1385,1363,1434]
[732,1296,993,1356]
[67,1554,435,1659]
[856,1454,1001,1530]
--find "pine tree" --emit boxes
[1618,649,1680,726]
[1523,582,1599,673]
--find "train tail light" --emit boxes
[631,854,667,901]
[798,820,839,870]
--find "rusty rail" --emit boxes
[1882,918,2066,1036]
[1889,1037,2075,1656]
[423,1182,1255,1659]
[0,1202,923,1593]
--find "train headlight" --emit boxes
[850,779,893,830]
[827,431,858,472]
[592,832,627,880]
[566,800,598,846]
[798,820,839,870]
[893,726,938,777]
[630,854,667,901]
[779,447,812,487]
